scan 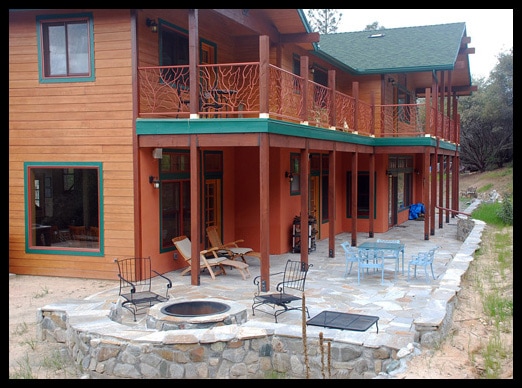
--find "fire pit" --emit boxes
[161,300,230,317]
[146,299,247,331]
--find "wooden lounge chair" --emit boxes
[252,259,312,323]
[114,256,172,321]
[206,225,261,263]
[172,235,250,280]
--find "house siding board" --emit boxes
[9,9,135,279]
[9,9,465,279]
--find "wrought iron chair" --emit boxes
[114,256,172,321]
[252,260,313,323]
[341,241,359,277]
[408,246,439,283]
[357,249,385,285]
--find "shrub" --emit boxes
[497,193,513,226]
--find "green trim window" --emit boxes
[159,150,191,250]
[37,13,95,83]
[25,162,103,255]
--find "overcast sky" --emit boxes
[307,9,513,79]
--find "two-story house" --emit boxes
[9,9,475,288]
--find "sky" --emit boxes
[309,9,513,79]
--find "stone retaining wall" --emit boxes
[37,307,397,379]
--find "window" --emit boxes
[159,150,191,250]
[321,154,329,222]
[346,172,376,218]
[289,153,300,195]
[25,163,102,254]
[160,24,189,66]
[37,13,94,82]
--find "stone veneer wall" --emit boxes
[37,307,398,379]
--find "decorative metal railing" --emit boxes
[137,63,457,140]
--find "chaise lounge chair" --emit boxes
[172,235,250,280]
[206,225,261,263]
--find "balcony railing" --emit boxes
[138,63,458,141]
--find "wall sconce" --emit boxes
[152,147,163,159]
[387,77,396,86]
[285,171,294,182]
[309,66,315,74]
[414,169,420,175]
[146,18,158,33]
[149,175,160,189]
[386,170,393,178]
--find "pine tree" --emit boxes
[306,9,343,34]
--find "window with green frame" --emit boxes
[37,12,95,83]
[159,150,191,250]
[25,162,102,254]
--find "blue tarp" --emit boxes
[409,203,425,220]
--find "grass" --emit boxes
[466,223,513,379]
[9,354,36,379]
[470,202,511,227]
[12,322,29,336]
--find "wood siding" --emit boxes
[9,10,136,279]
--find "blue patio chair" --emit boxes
[407,246,439,283]
[376,238,401,279]
[341,241,359,277]
[357,249,385,285]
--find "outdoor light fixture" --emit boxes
[149,175,160,189]
[386,170,393,178]
[414,169,420,175]
[146,18,158,33]
[285,171,294,182]
[388,77,397,86]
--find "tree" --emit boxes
[364,21,386,31]
[459,48,513,171]
[306,9,343,34]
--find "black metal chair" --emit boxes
[115,257,172,321]
[252,260,313,323]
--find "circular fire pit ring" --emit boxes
[160,300,231,317]
[147,299,247,331]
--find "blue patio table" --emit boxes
[358,241,405,276]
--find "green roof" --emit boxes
[315,23,467,74]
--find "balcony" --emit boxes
[138,63,458,142]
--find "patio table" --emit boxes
[358,241,405,276]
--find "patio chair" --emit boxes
[114,256,172,321]
[206,225,261,263]
[172,235,250,280]
[341,241,359,277]
[408,246,439,283]
[252,259,313,323]
[357,249,385,285]
[376,238,401,279]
